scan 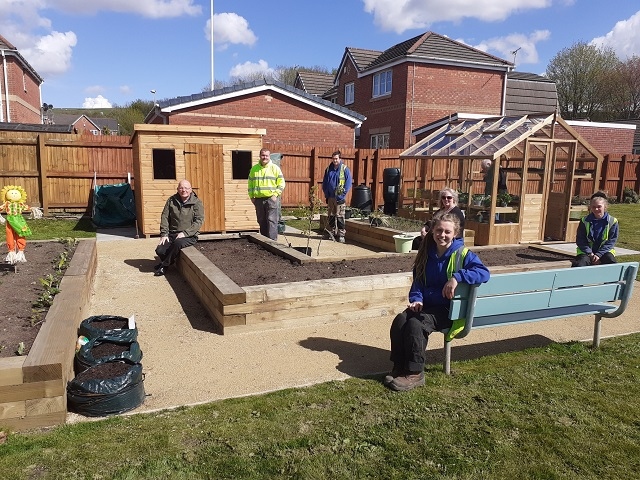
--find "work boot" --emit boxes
[389,371,425,391]
[337,236,345,243]
[383,365,403,386]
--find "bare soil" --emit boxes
[195,239,572,287]
[0,241,71,358]
[0,238,571,359]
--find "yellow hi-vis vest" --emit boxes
[325,163,347,195]
[248,162,285,199]
[576,215,617,256]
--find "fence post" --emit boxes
[310,147,318,191]
[618,155,628,201]
[36,134,49,216]
[600,154,610,193]
[353,149,362,186]
[372,149,382,210]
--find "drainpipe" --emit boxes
[500,67,511,116]
[409,62,416,146]
[0,50,6,122]
[1,49,12,122]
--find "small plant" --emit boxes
[622,187,640,204]
[296,185,324,255]
[368,208,390,227]
[497,192,512,206]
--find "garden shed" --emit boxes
[399,113,603,245]
[131,124,265,237]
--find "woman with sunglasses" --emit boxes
[412,187,466,249]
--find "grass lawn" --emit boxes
[0,216,96,242]
[0,205,638,479]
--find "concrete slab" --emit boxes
[539,242,639,256]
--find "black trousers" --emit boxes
[390,305,451,372]
[155,233,197,268]
[573,252,617,267]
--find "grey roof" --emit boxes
[505,71,558,116]
[154,78,365,123]
[345,47,383,71]
[0,122,73,133]
[0,34,44,83]
[50,112,119,133]
[294,71,334,96]
[356,31,512,73]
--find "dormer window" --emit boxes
[373,70,392,98]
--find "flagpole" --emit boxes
[210,0,214,90]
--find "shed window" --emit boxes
[152,149,176,180]
[232,150,253,179]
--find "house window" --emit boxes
[344,83,354,105]
[152,149,176,180]
[372,70,392,97]
[370,133,389,149]
[232,150,253,180]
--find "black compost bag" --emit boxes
[79,315,138,342]
[67,359,145,417]
[75,337,143,374]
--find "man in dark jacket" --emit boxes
[154,179,204,276]
[322,151,352,243]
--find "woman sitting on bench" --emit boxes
[574,192,619,267]
[386,213,490,392]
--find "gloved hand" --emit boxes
[445,318,466,342]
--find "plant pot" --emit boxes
[393,234,416,253]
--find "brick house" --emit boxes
[0,35,44,124]
[333,31,513,149]
[53,112,120,135]
[146,79,364,147]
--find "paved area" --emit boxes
[82,227,640,419]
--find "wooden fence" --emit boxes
[1,131,639,215]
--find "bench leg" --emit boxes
[444,341,452,375]
[593,314,602,348]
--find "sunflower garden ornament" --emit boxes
[0,185,43,264]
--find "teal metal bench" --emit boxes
[444,262,639,374]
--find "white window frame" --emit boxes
[372,70,392,98]
[344,82,354,105]
[370,133,389,149]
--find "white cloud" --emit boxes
[119,85,132,95]
[229,60,274,79]
[44,0,201,18]
[21,31,77,76]
[206,13,257,51]
[82,95,112,108]
[590,10,640,60]
[361,0,551,34]
[472,30,551,65]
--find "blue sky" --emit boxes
[2,0,640,109]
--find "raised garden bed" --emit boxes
[178,234,572,334]
[0,239,97,431]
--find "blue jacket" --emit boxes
[322,162,352,204]
[409,238,490,307]
[576,212,619,257]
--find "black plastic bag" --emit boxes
[79,315,138,342]
[75,337,143,374]
[67,359,145,417]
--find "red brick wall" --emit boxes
[166,90,356,147]
[565,121,635,156]
[2,56,41,124]
[344,62,504,149]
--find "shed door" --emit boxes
[184,143,224,233]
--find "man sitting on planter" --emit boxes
[322,150,352,243]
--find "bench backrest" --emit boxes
[449,262,638,338]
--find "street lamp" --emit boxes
[150,89,157,106]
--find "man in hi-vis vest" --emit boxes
[248,148,285,240]
[322,150,352,243]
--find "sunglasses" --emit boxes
[441,196,453,200]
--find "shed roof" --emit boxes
[0,122,73,133]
